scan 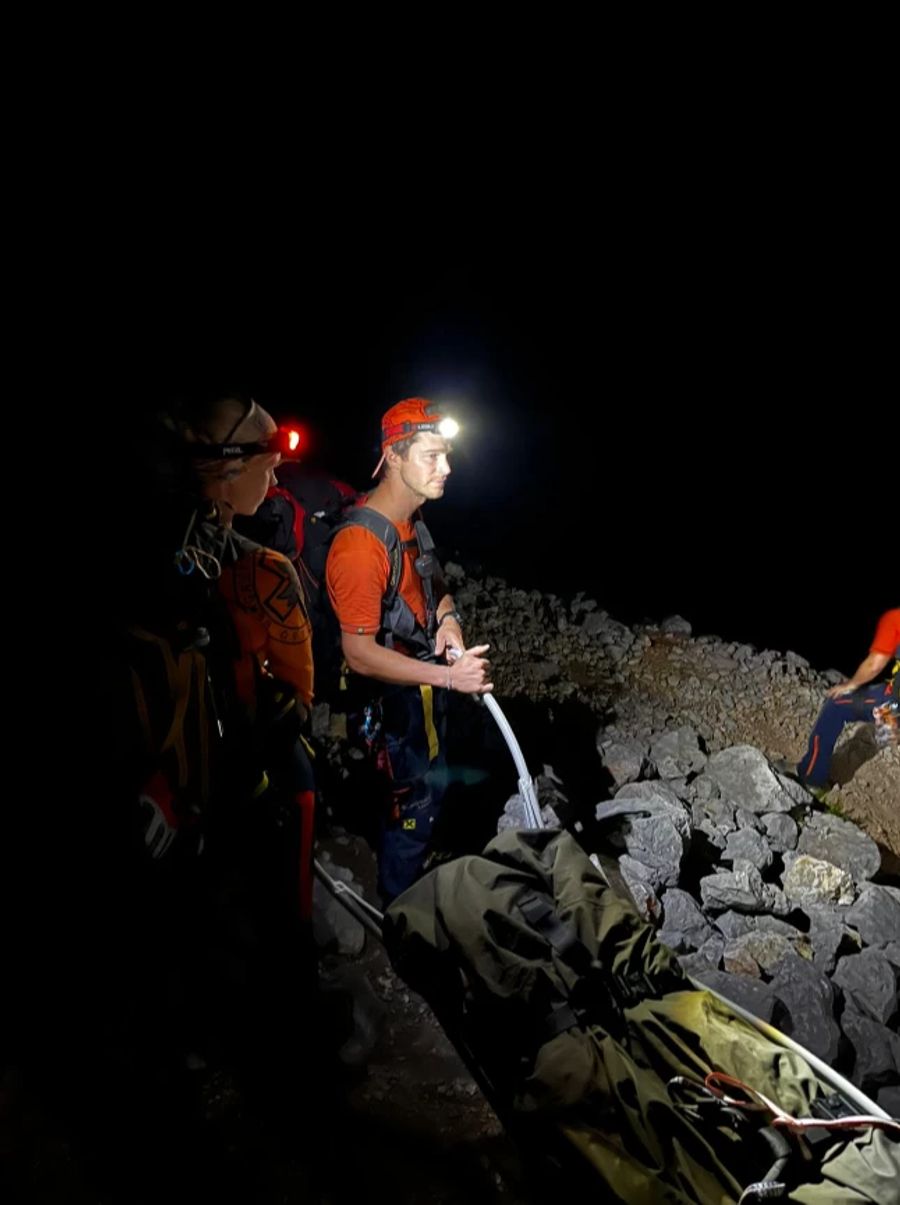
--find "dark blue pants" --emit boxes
[376,684,448,904]
[798,682,891,786]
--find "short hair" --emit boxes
[377,431,424,481]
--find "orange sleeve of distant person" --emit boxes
[870,608,900,657]
[221,547,314,709]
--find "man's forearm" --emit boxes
[435,593,456,623]
[343,638,450,689]
[847,652,890,689]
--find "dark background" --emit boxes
[12,60,897,1205]
[91,215,891,678]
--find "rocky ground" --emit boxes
[8,566,898,1202]
[303,565,899,1202]
[422,565,897,863]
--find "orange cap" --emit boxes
[372,397,445,476]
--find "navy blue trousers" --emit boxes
[375,684,448,904]
[798,682,891,786]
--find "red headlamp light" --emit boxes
[191,423,305,460]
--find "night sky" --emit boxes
[102,229,890,678]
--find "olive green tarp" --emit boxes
[384,829,899,1204]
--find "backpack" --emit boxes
[110,560,234,860]
[115,621,217,857]
[112,520,271,859]
[236,466,358,703]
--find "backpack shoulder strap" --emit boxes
[412,516,440,634]
[339,506,404,608]
[413,517,435,557]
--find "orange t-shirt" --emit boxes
[218,546,314,711]
[326,518,426,651]
[870,608,900,658]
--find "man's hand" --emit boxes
[446,644,493,695]
[825,651,890,700]
[434,617,465,660]
[826,682,857,699]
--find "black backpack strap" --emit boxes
[517,888,635,1040]
[340,506,404,607]
[413,518,440,636]
[517,891,585,967]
